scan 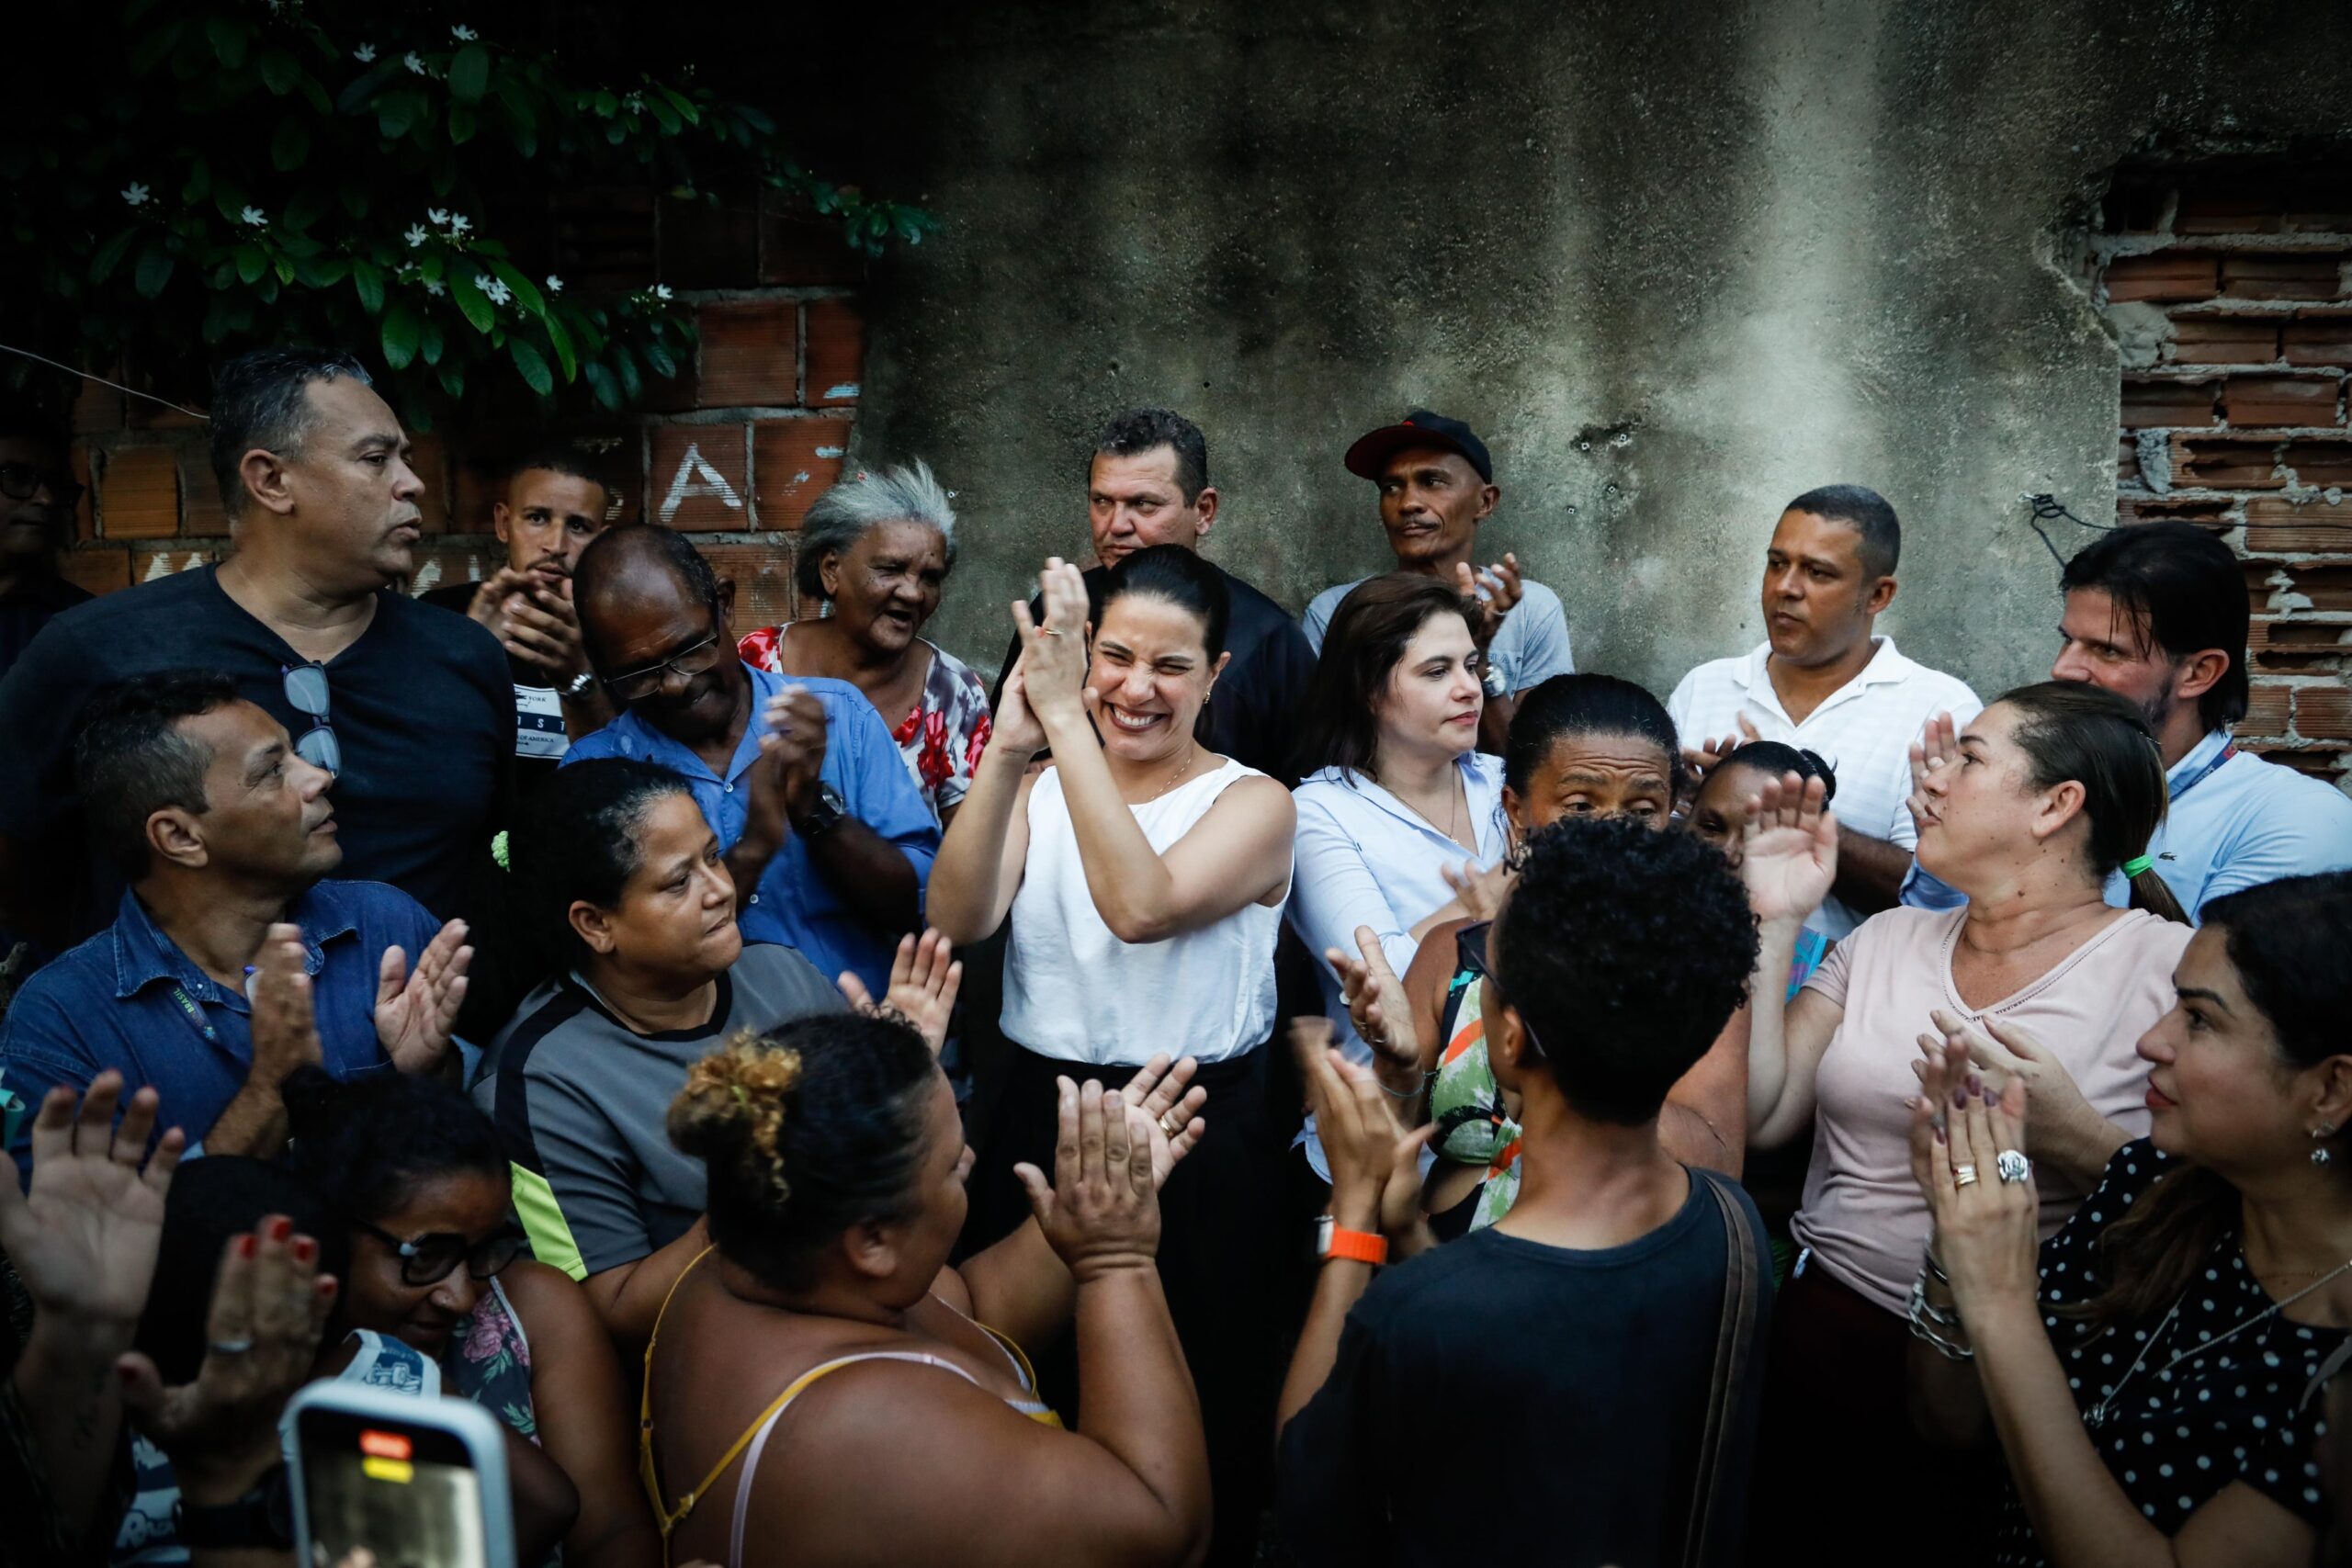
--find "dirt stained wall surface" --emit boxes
[836,0,2352,702]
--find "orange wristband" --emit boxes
[1318,1224,1388,1266]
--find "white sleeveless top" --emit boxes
[1001,756,1285,1065]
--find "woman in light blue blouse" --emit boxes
[1287,574,1507,1070]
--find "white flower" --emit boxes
[654,284,673,301]
[240,206,267,227]
[545,275,563,294]
[623,92,644,111]
[403,51,426,74]
[447,214,470,235]
[352,43,376,62]
[121,182,150,207]
[404,225,428,248]
[425,208,449,226]
[423,279,445,297]
[476,273,512,307]
[450,24,478,41]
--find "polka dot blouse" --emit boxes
[1994,1139,2342,1565]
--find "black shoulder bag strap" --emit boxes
[1684,1168,1763,1568]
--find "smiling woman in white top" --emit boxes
[928,545,1296,1566]
[1287,574,1508,1070]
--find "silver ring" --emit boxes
[1952,1164,1979,1189]
[1996,1149,2030,1185]
[207,1339,254,1356]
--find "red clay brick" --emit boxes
[2222,254,2347,301]
[2166,316,2278,365]
[2222,375,2341,429]
[802,300,864,407]
[2174,185,2287,235]
[2278,564,2352,612]
[649,423,752,531]
[699,542,797,631]
[98,446,179,538]
[696,301,800,409]
[2105,254,2218,303]
[2282,439,2352,488]
[2241,682,2292,735]
[2282,319,2352,367]
[751,418,853,530]
[2117,437,2140,486]
[2121,377,2217,428]
[2170,435,2284,489]
[57,547,130,596]
[2238,742,2347,782]
[2295,685,2352,739]
[2116,495,2235,528]
[2244,497,2352,552]
[177,443,228,537]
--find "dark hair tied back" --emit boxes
[1996,682,2186,924]
[280,1065,506,1226]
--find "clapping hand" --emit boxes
[1913,1009,2109,1176]
[837,929,964,1055]
[248,923,324,1082]
[1908,1043,2039,1315]
[1905,712,1961,836]
[1009,558,1092,731]
[0,1074,184,1344]
[1015,1077,1161,1282]
[1118,1054,1207,1189]
[1328,926,1424,1087]
[118,1213,338,1506]
[1739,773,1838,926]
[1453,554,1524,652]
[1294,1020,1434,1238]
[376,919,472,1073]
[500,570,594,683]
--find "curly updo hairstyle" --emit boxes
[1491,816,1759,1124]
[668,1012,942,1291]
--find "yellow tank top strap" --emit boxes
[637,1245,717,1551]
[971,1319,1041,1393]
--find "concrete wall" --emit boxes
[841,0,2352,700]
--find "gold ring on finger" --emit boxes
[1159,1111,1186,1138]
[1952,1163,1980,1188]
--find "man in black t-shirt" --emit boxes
[991,408,1314,784]
[0,348,512,944]
[416,445,618,793]
[1277,818,1773,1568]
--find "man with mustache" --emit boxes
[0,349,514,945]
[1905,519,2352,919]
[417,445,618,789]
[566,525,938,999]
[1667,484,1979,938]
[0,671,469,1176]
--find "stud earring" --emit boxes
[2312,1124,2337,1166]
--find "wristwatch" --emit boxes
[1315,1214,1388,1267]
[560,670,598,701]
[791,782,848,840]
[1480,660,1509,700]
[175,1464,294,1551]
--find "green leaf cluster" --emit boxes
[6,1,933,429]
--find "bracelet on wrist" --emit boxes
[1378,1069,1434,1100]
[1908,1275,1974,1361]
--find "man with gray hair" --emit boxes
[0,347,514,944]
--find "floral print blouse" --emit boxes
[738,626,992,822]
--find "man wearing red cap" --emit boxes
[1303,411,1575,751]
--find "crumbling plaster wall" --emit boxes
[843,0,2352,698]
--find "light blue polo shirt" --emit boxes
[1901,727,2352,921]
[564,663,939,994]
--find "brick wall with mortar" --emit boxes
[2102,157,2352,787]
[56,188,862,637]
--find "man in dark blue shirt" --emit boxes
[0,673,469,1174]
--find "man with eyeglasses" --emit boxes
[0,411,90,683]
[1,672,471,1180]
[564,525,939,998]
[0,348,514,948]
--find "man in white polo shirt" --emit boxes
[1668,484,1979,938]
[1905,519,2352,920]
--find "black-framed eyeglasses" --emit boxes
[280,662,341,775]
[353,1216,526,1287]
[0,462,84,508]
[601,612,728,704]
[1462,919,1546,1060]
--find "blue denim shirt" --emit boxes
[563,664,939,996]
[0,879,440,1177]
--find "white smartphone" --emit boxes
[286,1382,518,1568]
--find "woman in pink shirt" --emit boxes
[1737,682,2191,1568]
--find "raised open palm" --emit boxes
[1739,773,1838,924]
[0,1073,184,1329]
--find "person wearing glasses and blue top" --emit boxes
[563,525,939,1001]
[0,672,472,1183]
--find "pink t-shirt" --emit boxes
[1789,905,2193,1314]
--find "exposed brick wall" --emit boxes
[59,188,862,637]
[2100,158,2352,785]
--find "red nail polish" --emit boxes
[238,1234,258,1258]
[291,1236,318,1264]
[266,1215,293,1243]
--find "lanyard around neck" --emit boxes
[2168,737,2239,804]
